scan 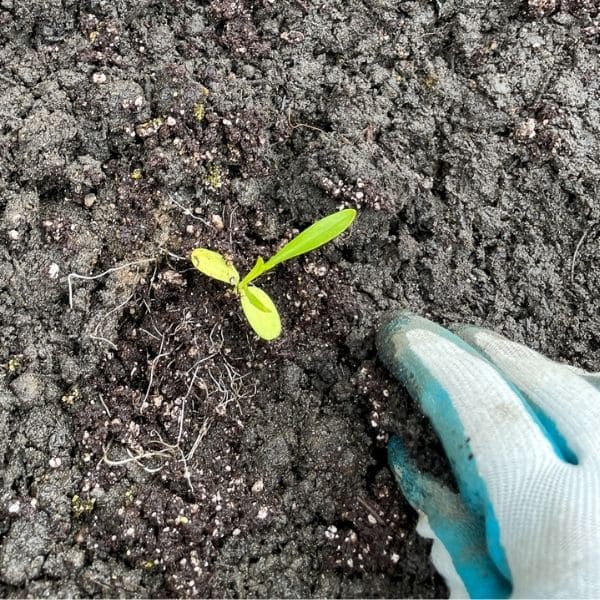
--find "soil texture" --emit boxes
[0,0,599,597]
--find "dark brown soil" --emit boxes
[0,0,599,597]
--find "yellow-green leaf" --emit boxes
[243,284,270,313]
[191,248,239,285]
[272,208,356,264]
[239,285,281,341]
[239,257,265,291]
[240,208,356,287]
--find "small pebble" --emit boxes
[241,64,256,78]
[48,263,60,279]
[211,214,224,230]
[84,193,96,208]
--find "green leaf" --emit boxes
[239,208,356,287]
[239,285,281,341]
[238,257,265,291]
[265,208,356,267]
[191,248,239,286]
[243,283,271,313]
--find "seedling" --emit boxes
[191,208,357,341]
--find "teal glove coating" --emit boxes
[377,313,600,599]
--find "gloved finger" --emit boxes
[582,373,600,394]
[378,313,561,579]
[455,326,600,464]
[388,436,511,599]
[565,366,600,395]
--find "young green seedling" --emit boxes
[191,208,357,341]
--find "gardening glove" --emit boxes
[377,312,600,599]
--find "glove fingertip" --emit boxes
[387,435,428,510]
[388,436,512,599]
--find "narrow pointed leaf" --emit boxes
[191,248,239,285]
[240,285,281,341]
[264,208,356,268]
[242,208,356,286]
[239,256,266,290]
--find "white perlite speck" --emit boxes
[256,507,268,520]
[48,263,60,279]
[211,214,224,230]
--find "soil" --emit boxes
[0,0,599,597]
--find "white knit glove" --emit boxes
[377,313,600,598]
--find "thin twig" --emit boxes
[357,496,386,526]
[139,327,161,342]
[186,416,213,462]
[89,293,137,349]
[228,206,237,247]
[67,258,155,309]
[98,394,112,418]
[169,195,211,226]
[287,106,327,135]
[102,444,172,473]
[159,247,188,262]
[571,223,597,285]
[140,331,170,413]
